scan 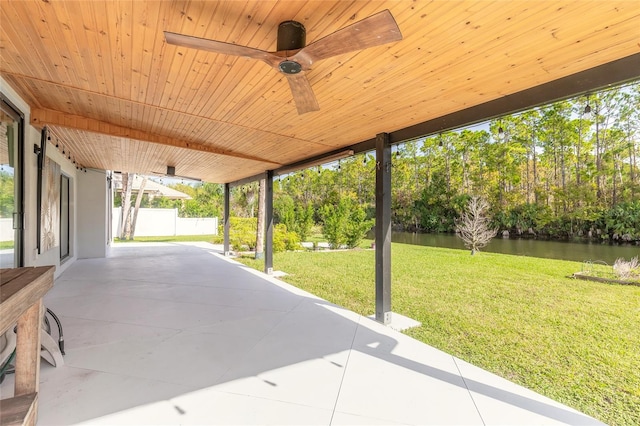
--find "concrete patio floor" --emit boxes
[1,242,602,425]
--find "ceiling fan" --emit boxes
[150,166,201,182]
[164,9,402,115]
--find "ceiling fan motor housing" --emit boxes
[277,21,306,74]
[277,21,306,51]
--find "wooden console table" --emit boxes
[0,266,54,426]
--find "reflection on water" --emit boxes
[387,232,640,264]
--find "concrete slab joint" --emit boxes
[369,312,421,332]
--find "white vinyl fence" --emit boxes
[0,218,13,241]
[112,207,218,237]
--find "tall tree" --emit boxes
[129,176,147,240]
[119,173,133,239]
[266,81,640,241]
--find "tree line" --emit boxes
[267,81,640,242]
[127,81,640,244]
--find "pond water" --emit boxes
[384,231,640,264]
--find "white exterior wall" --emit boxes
[77,170,110,258]
[33,139,80,274]
[112,207,218,237]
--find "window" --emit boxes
[0,94,24,267]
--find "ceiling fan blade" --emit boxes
[285,73,319,115]
[164,31,282,67]
[291,10,402,68]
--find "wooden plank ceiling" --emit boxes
[1,1,638,183]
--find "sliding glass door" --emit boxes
[0,94,24,268]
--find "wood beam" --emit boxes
[30,108,281,166]
[228,173,267,188]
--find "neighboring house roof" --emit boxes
[113,174,192,200]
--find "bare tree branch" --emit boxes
[456,196,498,255]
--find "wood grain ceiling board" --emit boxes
[31,105,334,169]
[47,126,268,183]
[4,74,332,161]
[1,1,639,184]
[258,1,638,141]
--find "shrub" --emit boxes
[274,194,296,232]
[221,217,301,253]
[273,224,300,252]
[274,195,315,242]
[229,217,257,251]
[344,204,374,248]
[603,201,640,240]
[613,257,639,280]
[321,199,348,248]
[321,194,373,249]
[294,204,315,241]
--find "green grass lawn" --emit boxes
[0,240,14,250]
[237,242,640,426]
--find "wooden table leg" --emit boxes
[1,267,53,426]
[14,300,43,397]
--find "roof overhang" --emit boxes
[1,1,638,183]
